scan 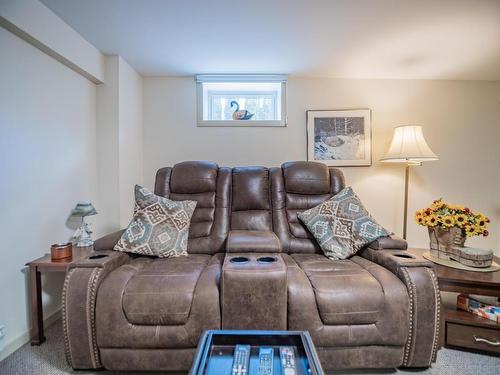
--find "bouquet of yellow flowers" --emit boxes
[415,199,489,237]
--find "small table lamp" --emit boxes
[381,125,438,239]
[70,201,98,247]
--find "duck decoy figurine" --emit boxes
[230,101,254,120]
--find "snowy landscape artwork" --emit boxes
[307,110,371,166]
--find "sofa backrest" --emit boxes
[230,166,272,231]
[271,161,345,253]
[154,161,230,254]
[153,160,345,254]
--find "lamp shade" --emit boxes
[381,125,438,164]
[71,201,98,217]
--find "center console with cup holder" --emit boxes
[222,253,287,330]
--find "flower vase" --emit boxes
[428,226,466,259]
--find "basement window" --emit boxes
[196,74,287,127]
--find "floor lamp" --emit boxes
[381,125,438,239]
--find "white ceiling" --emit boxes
[40,0,500,80]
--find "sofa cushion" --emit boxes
[282,161,330,195]
[286,253,409,349]
[154,163,231,255]
[96,254,223,350]
[270,164,346,254]
[114,185,196,258]
[298,187,389,260]
[291,254,384,325]
[170,161,218,194]
[230,166,272,231]
[122,255,210,325]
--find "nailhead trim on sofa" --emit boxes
[62,268,75,369]
[401,267,416,366]
[427,267,441,362]
[87,268,102,368]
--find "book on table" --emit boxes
[457,294,500,323]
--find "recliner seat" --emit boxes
[63,161,440,372]
[96,254,222,348]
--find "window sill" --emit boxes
[197,120,286,127]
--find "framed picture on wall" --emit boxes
[306,109,372,166]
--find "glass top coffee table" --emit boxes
[189,330,324,375]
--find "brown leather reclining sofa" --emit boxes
[63,161,440,372]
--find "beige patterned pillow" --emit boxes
[298,187,389,260]
[114,185,196,258]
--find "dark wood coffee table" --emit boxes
[25,247,91,345]
[408,248,500,355]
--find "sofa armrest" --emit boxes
[93,229,125,251]
[63,249,130,369]
[358,247,440,368]
[68,249,129,269]
[360,247,431,274]
[226,230,282,253]
[368,234,407,250]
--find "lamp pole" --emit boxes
[403,161,422,240]
[403,164,409,240]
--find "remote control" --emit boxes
[231,344,251,375]
[257,347,274,375]
[279,346,297,375]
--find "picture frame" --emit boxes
[306,109,372,166]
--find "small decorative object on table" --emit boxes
[50,242,72,261]
[230,101,254,120]
[70,201,98,247]
[415,199,493,268]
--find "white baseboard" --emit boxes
[0,309,61,362]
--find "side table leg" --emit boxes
[29,265,45,345]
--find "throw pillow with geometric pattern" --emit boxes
[298,186,389,260]
[114,185,197,258]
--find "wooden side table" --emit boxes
[408,248,500,355]
[25,247,90,345]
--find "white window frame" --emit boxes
[196,74,288,127]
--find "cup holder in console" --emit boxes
[88,254,109,260]
[230,256,249,264]
[257,256,277,264]
[392,253,415,259]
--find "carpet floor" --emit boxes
[0,321,499,374]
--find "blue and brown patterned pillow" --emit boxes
[114,185,197,258]
[298,187,389,260]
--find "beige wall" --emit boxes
[97,56,143,233]
[0,28,99,358]
[118,57,143,228]
[96,56,120,234]
[0,3,143,358]
[143,77,500,254]
[0,38,142,358]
